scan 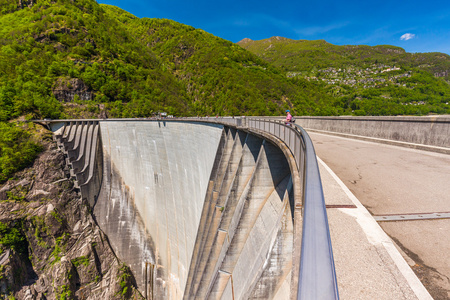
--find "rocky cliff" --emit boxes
[0,128,142,299]
[52,77,94,102]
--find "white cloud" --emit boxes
[294,22,349,36]
[400,33,416,41]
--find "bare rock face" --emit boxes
[1,0,36,14]
[19,0,35,9]
[237,38,253,44]
[0,131,142,299]
[52,77,94,102]
[434,70,449,78]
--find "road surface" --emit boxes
[309,131,450,300]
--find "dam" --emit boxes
[44,116,441,299]
[49,119,304,299]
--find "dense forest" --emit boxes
[0,0,331,122]
[1,0,450,181]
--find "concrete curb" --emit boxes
[318,157,433,300]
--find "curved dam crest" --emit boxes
[52,119,295,299]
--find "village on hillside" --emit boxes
[288,65,413,89]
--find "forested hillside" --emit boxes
[101,6,333,116]
[238,37,450,115]
[0,0,331,122]
[0,0,191,121]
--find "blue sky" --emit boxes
[97,0,450,55]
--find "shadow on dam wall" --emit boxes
[53,120,296,299]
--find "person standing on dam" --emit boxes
[285,110,293,125]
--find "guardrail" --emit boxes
[199,117,339,300]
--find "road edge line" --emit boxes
[317,156,433,300]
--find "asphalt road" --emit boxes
[308,131,450,300]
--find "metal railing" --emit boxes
[204,117,339,300]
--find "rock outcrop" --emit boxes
[52,77,94,102]
[0,130,141,299]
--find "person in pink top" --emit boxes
[285,110,293,125]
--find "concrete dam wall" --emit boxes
[294,115,450,151]
[53,120,295,299]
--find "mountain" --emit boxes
[100,5,336,116]
[238,37,450,115]
[237,37,450,77]
[1,0,449,121]
[0,0,190,120]
[0,0,333,121]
